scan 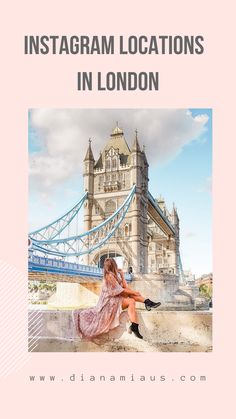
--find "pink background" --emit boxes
[0,0,235,417]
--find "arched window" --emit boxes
[94,204,100,215]
[123,172,126,187]
[105,159,111,170]
[112,158,117,170]
[124,224,130,237]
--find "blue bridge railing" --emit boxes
[28,255,132,281]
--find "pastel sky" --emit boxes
[28,108,212,278]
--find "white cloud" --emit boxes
[184,232,196,239]
[197,176,212,194]
[29,108,209,195]
[205,176,212,194]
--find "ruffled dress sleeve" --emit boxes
[105,273,124,297]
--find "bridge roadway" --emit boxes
[28,255,132,282]
[147,192,175,237]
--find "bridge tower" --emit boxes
[170,204,180,275]
[130,131,149,273]
[83,139,94,265]
[82,125,149,273]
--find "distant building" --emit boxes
[184,270,195,285]
[195,273,213,288]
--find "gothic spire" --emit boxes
[131,129,141,152]
[84,138,95,161]
[172,202,178,216]
[142,144,148,165]
[111,123,123,136]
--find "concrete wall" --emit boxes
[29,272,206,310]
[132,275,179,307]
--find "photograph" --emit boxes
[28,108,212,352]
[2,1,235,417]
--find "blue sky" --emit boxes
[29,108,212,277]
[149,109,212,276]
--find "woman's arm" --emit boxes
[120,287,141,297]
[117,269,141,297]
[105,273,124,296]
[118,268,128,288]
[120,288,131,297]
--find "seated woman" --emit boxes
[73,258,161,340]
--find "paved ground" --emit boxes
[29,337,212,352]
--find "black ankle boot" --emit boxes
[144,299,161,311]
[128,322,143,339]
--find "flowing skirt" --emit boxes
[72,278,124,340]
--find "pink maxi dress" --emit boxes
[72,272,124,340]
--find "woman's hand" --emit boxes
[132,291,141,297]
[124,287,141,297]
[117,268,124,277]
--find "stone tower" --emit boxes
[82,125,149,273]
[83,139,94,265]
[147,195,180,276]
[170,204,180,275]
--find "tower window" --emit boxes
[112,158,117,170]
[95,204,100,215]
[124,224,130,237]
[105,159,111,170]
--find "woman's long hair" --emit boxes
[103,258,119,281]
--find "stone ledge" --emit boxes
[28,309,212,352]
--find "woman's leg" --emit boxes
[122,297,138,323]
[127,289,161,309]
[132,294,145,303]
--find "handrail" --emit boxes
[30,185,136,257]
[32,185,135,244]
[29,191,88,238]
[28,255,132,281]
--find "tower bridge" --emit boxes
[29,125,184,282]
